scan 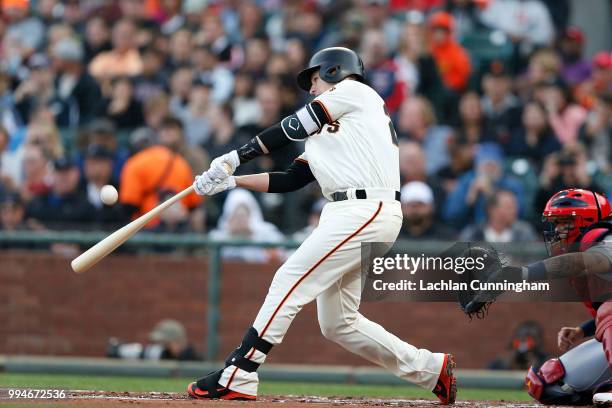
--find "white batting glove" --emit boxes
[209,150,240,181]
[193,172,236,196]
[209,175,236,195]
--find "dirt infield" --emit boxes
[0,391,562,407]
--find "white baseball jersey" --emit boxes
[302,79,400,200]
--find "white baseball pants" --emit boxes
[218,199,445,395]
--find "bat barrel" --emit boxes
[71,186,195,273]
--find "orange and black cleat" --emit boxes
[187,370,256,401]
[433,354,457,405]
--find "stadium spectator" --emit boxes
[142,93,171,132]
[203,104,240,160]
[119,138,201,228]
[398,140,447,215]
[459,189,538,242]
[89,19,143,80]
[396,96,453,176]
[168,66,194,118]
[13,54,54,124]
[535,77,587,145]
[558,27,591,86]
[456,91,492,145]
[51,37,102,126]
[195,12,235,65]
[177,78,213,146]
[83,16,112,64]
[99,77,144,130]
[168,29,193,69]
[574,51,612,110]
[2,0,45,67]
[18,144,51,203]
[488,321,548,370]
[360,29,406,113]
[479,0,554,55]
[159,0,186,36]
[133,46,168,103]
[230,71,259,127]
[61,0,85,34]
[580,93,611,173]
[0,127,15,189]
[399,181,455,240]
[241,35,272,80]
[107,319,199,361]
[26,156,93,229]
[394,15,446,112]
[427,11,471,93]
[0,191,27,232]
[82,144,127,228]
[209,188,284,263]
[158,115,208,175]
[0,69,22,135]
[481,61,522,146]
[526,48,562,86]
[7,122,62,188]
[284,37,309,74]
[443,0,488,42]
[505,101,561,162]
[192,46,234,105]
[78,119,129,181]
[36,0,62,29]
[148,319,199,360]
[444,142,525,227]
[360,0,402,52]
[234,2,264,43]
[533,144,603,214]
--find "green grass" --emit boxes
[0,373,532,402]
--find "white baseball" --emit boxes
[100,185,118,205]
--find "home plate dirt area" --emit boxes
[2,390,569,407]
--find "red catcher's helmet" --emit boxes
[542,189,611,254]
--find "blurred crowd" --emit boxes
[0,0,611,260]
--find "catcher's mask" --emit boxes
[542,189,611,255]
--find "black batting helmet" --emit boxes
[296,47,365,91]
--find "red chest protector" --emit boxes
[571,221,612,316]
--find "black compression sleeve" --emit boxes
[236,123,292,164]
[268,159,316,193]
[580,318,596,337]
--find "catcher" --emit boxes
[460,188,612,405]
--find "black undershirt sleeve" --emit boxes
[580,318,596,337]
[236,123,291,164]
[268,159,316,193]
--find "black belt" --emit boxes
[331,189,401,202]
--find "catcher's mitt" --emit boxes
[457,244,505,319]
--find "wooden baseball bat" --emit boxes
[71,185,195,273]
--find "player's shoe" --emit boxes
[594,391,612,406]
[432,354,457,405]
[187,369,256,401]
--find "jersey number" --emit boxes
[314,120,340,134]
[383,105,398,146]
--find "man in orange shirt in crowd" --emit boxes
[427,11,471,93]
[119,142,201,228]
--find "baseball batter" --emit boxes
[187,47,456,404]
